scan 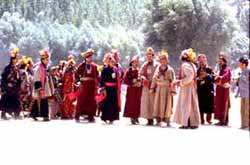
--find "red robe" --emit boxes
[123,68,142,118]
[61,67,75,119]
[75,62,99,120]
[214,65,231,124]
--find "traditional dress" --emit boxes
[139,61,159,123]
[19,66,33,115]
[197,65,214,124]
[100,66,120,122]
[123,67,142,121]
[214,64,231,125]
[238,67,250,129]
[0,63,21,118]
[75,62,99,122]
[174,62,200,127]
[151,64,175,124]
[61,66,75,119]
[31,63,54,120]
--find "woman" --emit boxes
[0,48,21,120]
[100,53,121,124]
[123,55,142,124]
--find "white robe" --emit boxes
[173,62,200,126]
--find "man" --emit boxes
[0,48,21,120]
[151,51,176,127]
[31,49,54,121]
[140,47,159,125]
[75,48,99,123]
[173,48,200,129]
[214,53,231,126]
[197,54,214,124]
[237,56,249,129]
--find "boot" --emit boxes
[1,111,8,120]
[146,119,154,126]
[166,117,171,127]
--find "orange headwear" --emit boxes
[10,48,19,58]
[181,48,196,62]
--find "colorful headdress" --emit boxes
[181,48,196,62]
[10,48,19,58]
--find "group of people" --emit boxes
[0,47,249,130]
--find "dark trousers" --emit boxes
[31,98,49,118]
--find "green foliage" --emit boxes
[145,0,239,67]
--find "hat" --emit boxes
[10,48,19,58]
[129,55,139,65]
[39,49,50,59]
[158,51,169,60]
[83,48,95,58]
[146,47,154,55]
[181,48,196,62]
[67,54,75,61]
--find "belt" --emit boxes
[105,82,117,87]
[81,77,94,81]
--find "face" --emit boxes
[147,53,154,62]
[238,62,246,70]
[159,57,168,65]
[86,55,93,63]
[217,56,225,66]
[42,58,49,65]
[131,60,139,68]
[198,55,207,66]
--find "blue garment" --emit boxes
[238,68,249,98]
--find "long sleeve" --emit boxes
[180,63,194,87]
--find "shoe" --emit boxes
[214,121,224,126]
[207,121,212,125]
[190,126,198,129]
[131,119,136,125]
[146,119,154,126]
[32,116,38,121]
[135,118,139,124]
[179,126,188,129]
[43,117,50,122]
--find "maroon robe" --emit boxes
[123,68,142,118]
[75,62,99,120]
[214,64,231,124]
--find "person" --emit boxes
[0,48,21,120]
[151,51,176,127]
[140,47,159,125]
[30,49,54,121]
[61,55,76,119]
[19,56,34,117]
[48,66,61,119]
[75,49,99,123]
[173,48,200,129]
[214,53,231,126]
[237,56,249,129]
[111,49,124,80]
[99,53,121,124]
[197,54,214,124]
[123,55,142,125]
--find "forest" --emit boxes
[0,0,249,70]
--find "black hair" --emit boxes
[239,56,249,66]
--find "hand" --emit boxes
[173,80,181,87]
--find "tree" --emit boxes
[144,0,238,68]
